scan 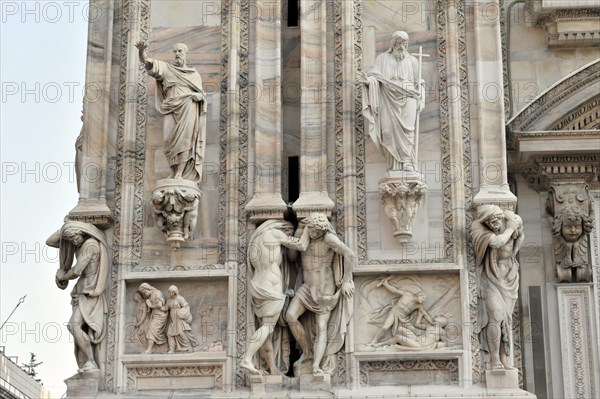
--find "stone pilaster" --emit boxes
[245,0,287,222]
[293,0,335,218]
[69,0,114,226]
[472,0,516,208]
[557,284,600,398]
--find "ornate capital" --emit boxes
[378,174,427,244]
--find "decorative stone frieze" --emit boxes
[536,9,600,48]
[520,155,600,192]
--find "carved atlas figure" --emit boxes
[240,219,308,375]
[47,220,109,375]
[472,205,524,371]
[285,213,355,376]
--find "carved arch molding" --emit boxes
[507,59,600,148]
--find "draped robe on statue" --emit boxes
[48,221,109,369]
[362,52,421,168]
[149,60,207,182]
[471,210,521,360]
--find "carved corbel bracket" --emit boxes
[151,179,201,250]
[378,173,427,244]
[548,181,595,283]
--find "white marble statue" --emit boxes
[46,221,109,375]
[166,285,199,353]
[136,41,207,182]
[471,205,524,371]
[138,283,168,354]
[285,213,355,376]
[552,206,593,283]
[240,220,308,376]
[359,31,426,171]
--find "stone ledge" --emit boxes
[122,351,227,367]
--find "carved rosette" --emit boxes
[151,179,201,250]
[378,174,427,243]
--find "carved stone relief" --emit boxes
[359,359,459,386]
[354,275,462,352]
[126,280,227,355]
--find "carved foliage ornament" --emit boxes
[378,179,427,243]
[151,182,201,249]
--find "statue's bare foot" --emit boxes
[142,349,152,354]
[312,367,325,376]
[240,359,266,375]
[167,350,175,354]
[491,362,504,371]
[174,173,183,179]
[78,361,99,373]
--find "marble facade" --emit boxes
[48,0,599,397]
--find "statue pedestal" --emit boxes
[299,373,331,392]
[378,171,427,243]
[248,374,284,395]
[485,369,518,389]
[65,371,100,398]
[151,179,201,250]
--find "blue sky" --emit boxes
[1,1,89,395]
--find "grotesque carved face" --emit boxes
[562,217,583,242]
[484,213,504,234]
[416,293,426,304]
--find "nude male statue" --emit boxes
[285,213,355,376]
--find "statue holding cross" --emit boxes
[359,31,428,172]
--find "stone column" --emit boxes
[245,0,287,221]
[69,0,114,227]
[471,0,516,208]
[292,0,335,218]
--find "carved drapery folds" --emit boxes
[151,180,201,250]
[471,204,524,387]
[548,182,595,283]
[378,176,427,243]
[134,283,199,354]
